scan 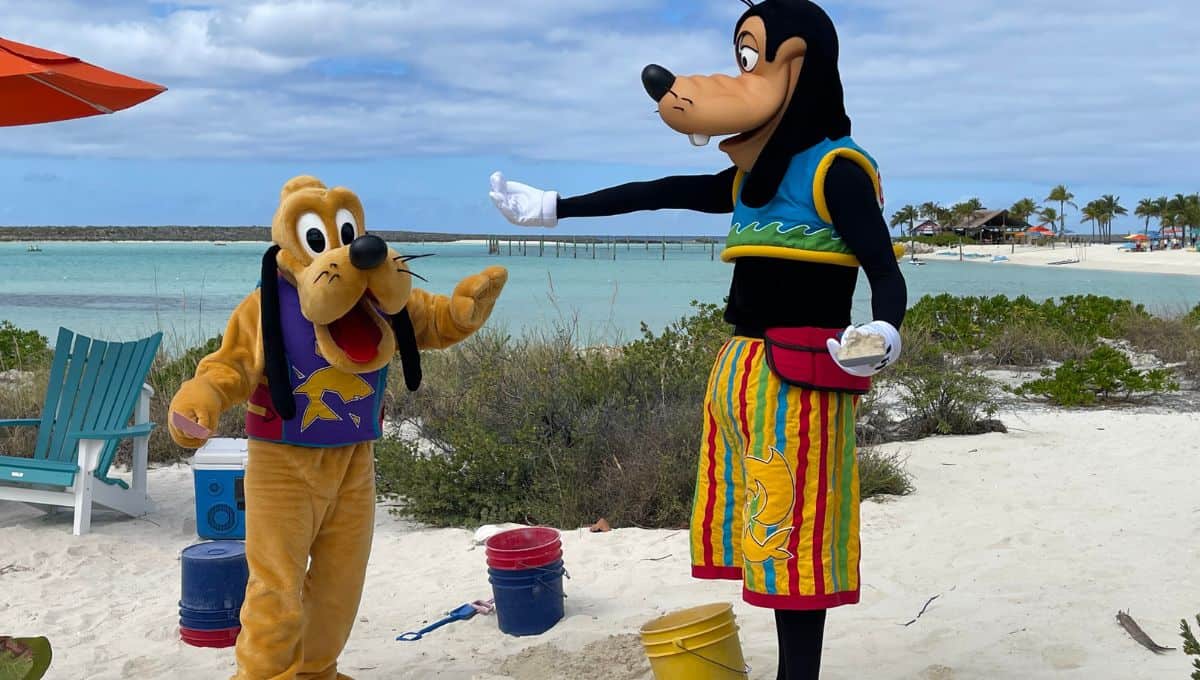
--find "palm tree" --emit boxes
[1135,198,1159,237]
[1037,206,1060,229]
[1165,194,1192,246]
[1175,193,1200,247]
[1046,185,1078,238]
[889,204,920,236]
[1096,194,1126,243]
[948,198,984,238]
[918,202,942,222]
[1009,198,1039,225]
[1153,196,1170,226]
[1080,200,1101,242]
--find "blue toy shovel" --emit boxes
[396,600,493,641]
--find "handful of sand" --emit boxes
[836,330,886,366]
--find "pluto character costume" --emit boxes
[168,176,507,680]
[488,1,905,678]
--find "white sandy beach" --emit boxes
[2,408,1198,680]
[924,243,1200,276]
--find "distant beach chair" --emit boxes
[0,328,161,535]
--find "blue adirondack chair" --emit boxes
[0,328,161,535]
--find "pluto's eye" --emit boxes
[295,212,327,257]
[336,208,358,246]
[738,45,759,72]
[307,229,326,253]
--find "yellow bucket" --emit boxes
[639,603,749,679]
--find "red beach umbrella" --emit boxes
[0,36,166,127]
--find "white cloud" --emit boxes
[0,0,1197,191]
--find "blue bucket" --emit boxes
[180,540,248,628]
[179,604,241,630]
[487,561,566,636]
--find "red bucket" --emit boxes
[180,625,241,648]
[485,527,562,571]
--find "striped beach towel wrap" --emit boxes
[691,333,863,610]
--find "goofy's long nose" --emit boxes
[641,64,676,102]
[349,234,388,270]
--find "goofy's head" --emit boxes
[642,0,850,207]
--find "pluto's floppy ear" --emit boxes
[391,308,422,392]
[260,245,297,419]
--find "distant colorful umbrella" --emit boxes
[1026,225,1053,237]
[0,36,165,127]
[1126,233,1148,241]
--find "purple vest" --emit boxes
[246,278,387,448]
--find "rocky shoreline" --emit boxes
[0,226,482,243]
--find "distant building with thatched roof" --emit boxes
[948,209,1030,242]
[909,219,941,236]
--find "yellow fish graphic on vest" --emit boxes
[742,446,796,563]
[293,366,375,431]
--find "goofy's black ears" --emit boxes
[390,309,422,392]
[260,245,298,420]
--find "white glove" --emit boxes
[825,321,902,378]
[489,171,558,227]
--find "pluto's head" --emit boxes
[261,176,424,419]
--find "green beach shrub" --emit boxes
[0,320,51,372]
[0,367,49,458]
[1182,614,1200,680]
[377,308,717,528]
[904,294,1152,365]
[859,448,913,499]
[890,336,1002,437]
[377,302,916,529]
[1014,346,1179,406]
[1114,310,1200,382]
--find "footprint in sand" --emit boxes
[1041,643,1087,669]
[122,655,175,678]
[920,665,956,680]
[145,623,178,643]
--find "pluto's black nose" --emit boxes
[349,234,387,270]
[641,64,676,102]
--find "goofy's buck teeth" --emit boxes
[689,133,711,147]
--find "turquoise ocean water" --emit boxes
[2,240,1197,350]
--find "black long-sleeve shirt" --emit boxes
[558,158,907,330]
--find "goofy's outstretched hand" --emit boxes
[489,172,558,227]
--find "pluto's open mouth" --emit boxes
[327,296,382,364]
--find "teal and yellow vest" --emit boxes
[721,137,904,267]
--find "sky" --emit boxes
[0,0,1197,236]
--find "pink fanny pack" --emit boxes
[762,327,872,395]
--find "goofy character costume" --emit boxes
[168,176,507,680]
[487,1,905,678]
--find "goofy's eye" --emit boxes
[738,45,759,72]
[295,212,327,256]
[336,208,358,246]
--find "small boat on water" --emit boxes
[26,244,41,252]
[909,258,926,266]
[1048,258,1080,266]
[213,241,228,247]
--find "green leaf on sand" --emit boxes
[0,637,52,680]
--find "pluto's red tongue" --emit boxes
[329,303,381,364]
